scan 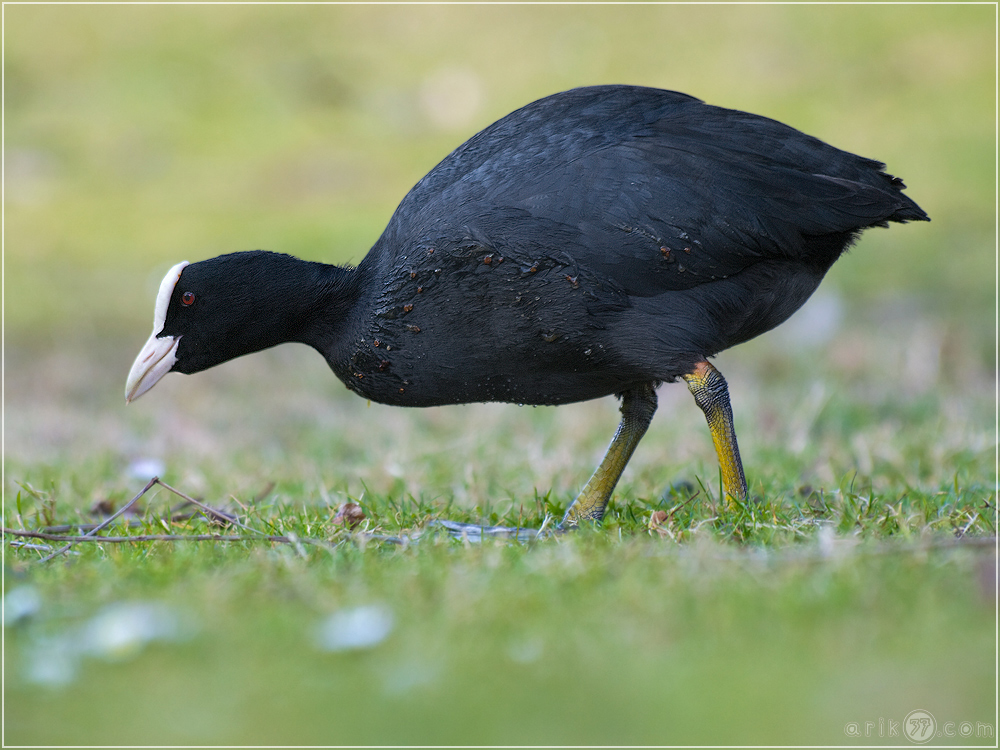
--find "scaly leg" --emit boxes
[562,384,658,526]
[681,361,748,508]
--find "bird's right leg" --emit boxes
[681,361,748,508]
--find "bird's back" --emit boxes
[378,85,926,296]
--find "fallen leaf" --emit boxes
[89,499,116,516]
[333,502,366,530]
[648,510,671,539]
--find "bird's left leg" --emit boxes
[682,361,748,508]
[434,384,657,539]
[561,383,658,526]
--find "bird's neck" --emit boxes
[289,259,367,356]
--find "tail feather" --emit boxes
[885,175,930,224]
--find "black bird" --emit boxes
[126,85,928,526]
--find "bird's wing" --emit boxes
[488,133,915,297]
[385,87,922,299]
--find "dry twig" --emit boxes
[1,477,351,561]
[3,527,313,545]
[32,477,159,563]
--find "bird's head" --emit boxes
[125,251,310,403]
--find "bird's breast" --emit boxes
[330,242,641,406]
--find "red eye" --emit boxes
[181,291,196,306]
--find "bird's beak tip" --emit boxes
[125,334,179,405]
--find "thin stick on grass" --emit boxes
[2,477,415,556]
[3,523,408,548]
[153,479,265,537]
[153,480,411,544]
[40,505,202,534]
[4,525,990,552]
[2,527,311,545]
[31,476,159,563]
[8,540,67,553]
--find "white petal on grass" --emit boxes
[3,585,42,627]
[79,602,191,660]
[23,602,194,688]
[128,457,165,480]
[315,604,394,652]
[25,635,79,687]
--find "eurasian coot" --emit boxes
[126,85,928,526]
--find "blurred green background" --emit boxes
[4,4,995,747]
[5,3,994,348]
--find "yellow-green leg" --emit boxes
[681,361,748,508]
[562,383,658,526]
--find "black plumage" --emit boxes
[126,85,928,525]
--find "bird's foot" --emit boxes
[429,518,560,543]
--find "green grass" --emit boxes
[4,532,993,746]
[5,340,995,745]
[4,4,996,746]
